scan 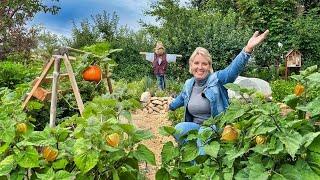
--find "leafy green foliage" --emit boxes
[0,61,37,89]
[271,79,296,101]
[0,0,60,60]
[157,66,320,179]
[0,86,155,179]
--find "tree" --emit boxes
[92,11,119,42]
[69,19,98,48]
[0,0,60,60]
[142,0,251,78]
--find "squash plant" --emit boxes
[157,65,320,179]
[0,87,155,179]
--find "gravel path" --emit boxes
[131,110,175,180]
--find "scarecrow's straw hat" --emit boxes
[154,41,165,51]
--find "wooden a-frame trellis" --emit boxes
[22,47,85,128]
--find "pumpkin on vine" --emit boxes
[82,65,102,83]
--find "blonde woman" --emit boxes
[169,30,269,155]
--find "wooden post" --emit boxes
[105,64,113,94]
[22,57,55,109]
[139,52,182,57]
[63,54,84,115]
[49,58,61,128]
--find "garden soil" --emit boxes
[131,110,175,180]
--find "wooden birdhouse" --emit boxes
[285,50,302,67]
[285,49,302,79]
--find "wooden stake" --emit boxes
[49,58,61,128]
[22,57,55,109]
[63,54,84,115]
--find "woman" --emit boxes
[169,30,269,155]
[152,41,168,90]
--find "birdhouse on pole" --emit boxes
[285,49,302,79]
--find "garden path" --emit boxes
[131,110,175,180]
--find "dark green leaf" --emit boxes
[303,132,320,148]
[0,155,15,176]
[156,168,170,180]
[52,159,69,170]
[15,146,39,168]
[181,142,198,162]
[161,141,179,164]
[204,141,220,158]
[277,131,303,158]
[74,149,99,174]
[0,118,16,143]
[158,126,176,136]
[133,144,156,165]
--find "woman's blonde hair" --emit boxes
[189,47,213,74]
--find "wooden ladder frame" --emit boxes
[22,53,84,128]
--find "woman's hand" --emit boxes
[244,29,269,53]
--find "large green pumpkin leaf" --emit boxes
[308,135,320,153]
[0,155,15,176]
[303,132,320,148]
[17,130,56,147]
[235,167,249,180]
[55,170,76,180]
[15,146,39,168]
[132,144,156,165]
[296,97,320,116]
[156,168,170,180]
[158,126,176,136]
[74,149,99,174]
[161,141,179,164]
[36,168,55,180]
[73,138,99,173]
[309,152,320,175]
[276,131,303,158]
[132,130,153,142]
[0,118,15,143]
[204,141,220,158]
[181,142,198,162]
[275,160,320,180]
[307,72,320,83]
[248,164,269,180]
[37,168,75,180]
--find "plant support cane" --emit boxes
[49,57,61,128]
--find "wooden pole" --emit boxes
[22,57,55,109]
[49,58,61,128]
[105,64,113,94]
[63,54,84,115]
[139,52,182,57]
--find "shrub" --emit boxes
[0,61,37,89]
[271,79,296,101]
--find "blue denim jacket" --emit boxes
[169,50,251,122]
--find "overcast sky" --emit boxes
[28,0,188,37]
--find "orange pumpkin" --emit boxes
[294,84,304,96]
[42,146,58,162]
[82,65,102,82]
[16,123,27,133]
[221,125,238,142]
[255,135,267,145]
[106,133,120,147]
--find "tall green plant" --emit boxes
[157,65,320,179]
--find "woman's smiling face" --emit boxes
[190,54,210,80]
